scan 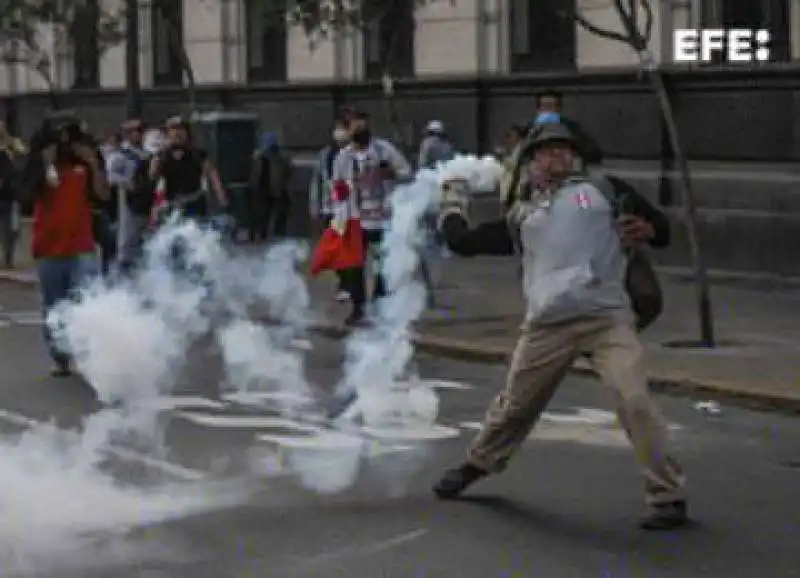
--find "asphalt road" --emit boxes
[0,283,799,578]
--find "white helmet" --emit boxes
[426,120,444,134]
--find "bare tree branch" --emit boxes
[640,0,654,45]
[155,2,196,111]
[612,0,635,40]
[564,10,631,45]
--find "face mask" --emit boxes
[351,129,371,145]
[332,128,349,144]
[534,112,561,126]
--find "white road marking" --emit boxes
[221,391,314,406]
[175,412,323,433]
[361,424,461,441]
[419,379,473,390]
[289,338,313,351]
[138,396,227,411]
[292,528,429,570]
[257,430,365,448]
[459,408,683,448]
[540,408,618,426]
[0,408,209,481]
[458,418,629,447]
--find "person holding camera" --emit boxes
[23,113,109,377]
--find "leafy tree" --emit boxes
[0,0,125,105]
[564,0,715,346]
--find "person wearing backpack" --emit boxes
[249,131,293,241]
[330,110,411,326]
[432,123,688,531]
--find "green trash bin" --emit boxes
[191,110,258,234]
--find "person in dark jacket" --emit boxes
[149,116,227,222]
[0,121,26,268]
[249,131,293,241]
[0,150,16,268]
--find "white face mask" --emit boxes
[332,128,349,143]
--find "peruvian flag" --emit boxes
[332,179,350,203]
[149,177,167,227]
[309,179,364,275]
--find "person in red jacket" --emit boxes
[26,114,109,376]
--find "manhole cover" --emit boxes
[662,339,740,349]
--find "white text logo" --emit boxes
[672,29,770,63]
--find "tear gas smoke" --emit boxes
[0,153,503,569]
[1,217,313,570]
[336,154,503,431]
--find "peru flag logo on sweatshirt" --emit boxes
[573,191,590,208]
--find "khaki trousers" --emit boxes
[467,315,685,505]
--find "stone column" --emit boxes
[414,0,480,76]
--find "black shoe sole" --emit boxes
[640,503,690,530]
[640,516,691,531]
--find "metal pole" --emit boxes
[125,0,141,119]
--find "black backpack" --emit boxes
[591,175,664,331]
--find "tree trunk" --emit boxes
[125,0,141,118]
[648,69,715,346]
[47,88,59,109]
[158,5,195,114]
[380,2,405,150]
[36,70,59,109]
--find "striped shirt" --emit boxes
[331,138,410,230]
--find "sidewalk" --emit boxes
[309,256,800,413]
[3,256,799,413]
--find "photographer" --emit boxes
[22,112,109,377]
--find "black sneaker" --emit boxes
[640,500,689,530]
[50,361,72,378]
[433,463,488,500]
[344,309,367,327]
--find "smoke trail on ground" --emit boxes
[336,168,440,427]
[322,155,502,495]
[337,155,503,430]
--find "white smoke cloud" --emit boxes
[0,153,504,569]
[336,155,502,430]
[1,217,313,570]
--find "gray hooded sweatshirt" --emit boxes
[507,175,633,325]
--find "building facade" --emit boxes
[0,0,796,94]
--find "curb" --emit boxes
[0,271,37,285]
[312,323,800,416]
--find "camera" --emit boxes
[31,111,91,158]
